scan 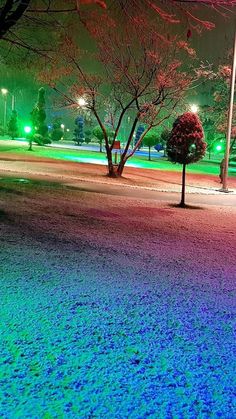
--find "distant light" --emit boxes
[78,97,86,107]
[18,179,29,183]
[61,124,65,129]
[216,144,222,151]
[190,104,199,114]
[24,126,32,133]
[66,128,70,132]
[1,88,8,95]
[48,125,52,129]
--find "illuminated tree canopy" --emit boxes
[1,0,236,47]
[112,0,236,32]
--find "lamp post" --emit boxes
[77,97,86,107]
[10,88,22,111]
[1,88,18,134]
[173,1,236,192]
[1,88,8,132]
[11,94,15,111]
[24,125,32,150]
[220,29,236,192]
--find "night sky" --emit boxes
[0,3,235,129]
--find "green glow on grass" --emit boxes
[0,140,235,177]
[62,155,106,165]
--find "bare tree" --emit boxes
[39,10,202,177]
[1,0,235,58]
[0,1,31,39]
[0,0,106,57]
[108,0,236,33]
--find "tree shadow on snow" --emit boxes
[0,186,23,195]
[0,209,9,221]
[168,203,205,210]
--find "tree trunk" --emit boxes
[179,163,186,208]
[107,159,115,177]
[117,158,126,176]
[148,146,151,161]
[107,163,124,177]
[107,157,125,177]
[99,140,102,153]
[106,148,121,177]
[106,146,127,178]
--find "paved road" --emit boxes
[0,138,235,206]
[63,180,236,207]
[2,174,234,207]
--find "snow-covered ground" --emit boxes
[0,171,235,418]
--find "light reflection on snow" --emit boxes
[62,155,143,169]
[62,156,106,165]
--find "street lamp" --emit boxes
[1,88,8,132]
[220,29,236,192]
[24,126,32,150]
[190,104,199,114]
[1,87,19,134]
[77,97,87,107]
[24,126,32,134]
[1,87,20,111]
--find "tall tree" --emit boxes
[134,126,145,151]
[143,130,159,161]
[30,87,48,143]
[93,126,104,152]
[40,9,201,177]
[51,117,64,142]
[92,125,114,152]
[159,129,171,156]
[7,109,19,139]
[200,63,236,158]
[74,116,85,145]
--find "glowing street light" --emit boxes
[24,126,32,150]
[1,87,21,111]
[1,88,8,95]
[77,97,87,107]
[190,104,199,114]
[24,126,32,134]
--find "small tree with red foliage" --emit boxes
[167,112,206,207]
